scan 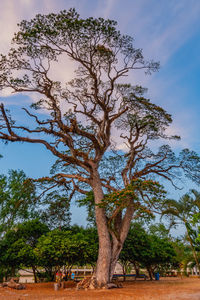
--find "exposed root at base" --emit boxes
[76,276,123,290]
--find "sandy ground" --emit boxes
[0,278,200,300]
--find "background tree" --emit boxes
[77,191,96,226]
[144,234,178,280]
[35,228,97,280]
[0,219,49,282]
[38,191,71,229]
[0,170,37,234]
[162,190,200,274]
[0,169,71,233]
[120,223,178,280]
[0,9,200,287]
[82,227,98,269]
[148,223,170,239]
[119,223,148,278]
[0,223,98,282]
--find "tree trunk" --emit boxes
[90,169,135,288]
[187,231,200,276]
[109,236,123,281]
[32,266,37,283]
[147,266,154,280]
[92,169,112,287]
[11,266,15,277]
[109,205,135,280]
[132,261,140,276]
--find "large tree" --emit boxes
[0,9,199,287]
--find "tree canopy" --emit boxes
[162,190,200,274]
[0,170,37,234]
[120,223,178,280]
[0,221,98,282]
[0,219,49,281]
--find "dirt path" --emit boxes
[0,278,200,300]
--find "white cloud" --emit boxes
[102,0,118,19]
[0,0,199,151]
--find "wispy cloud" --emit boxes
[0,0,199,151]
[110,0,200,64]
[102,0,118,19]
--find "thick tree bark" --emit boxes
[109,236,123,281]
[92,169,112,287]
[109,205,135,280]
[90,168,136,287]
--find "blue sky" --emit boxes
[0,0,200,225]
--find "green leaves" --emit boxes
[162,190,200,272]
[0,221,98,278]
[116,84,173,140]
[38,191,71,229]
[120,223,178,274]
[0,170,37,233]
[35,227,98,269]
[99,179,166,217]
[0,219,49,273]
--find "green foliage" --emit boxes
[171,239,192,274]
[193,213,200,250]
[148,223,170,239]
[38,191,71,229]
[120,223,178,277]
[119,223,149,268]
[0,170,71,233]
[0,220,98,281]
[147,235,178,273]
[0,170,37,233]
[35,227,98,271]
[83,227,98,266]
[12,8,158,76]
[78,180,166,227]
[0,219,49,278]
[162,190,200,271]
[162,190,200,239]
[102,179,166,210]
[35,230,86,269]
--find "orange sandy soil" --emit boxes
[0,278,200,300]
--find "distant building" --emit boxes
[18,270,34,283]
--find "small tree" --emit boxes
[35,229,92,280]
[0,169,71,233]
[144,235,178,279]
[120,223,178,280]
[0,170,37,234]
[119,223,148,278]
[0,219,49,282]
[162,190,200,274]
[0,9,200,287]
